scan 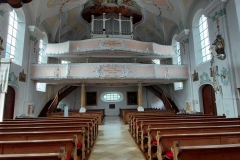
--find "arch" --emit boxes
[4,85,20,119]
[199,84,217,115]
[5,8,26,65]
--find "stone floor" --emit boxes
[89,116,145,160]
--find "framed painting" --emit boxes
[127,92,138,105]
[86,92,97,106]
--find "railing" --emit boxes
[146,86,178,112]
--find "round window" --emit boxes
[101,92,123,102]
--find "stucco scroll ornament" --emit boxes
[199,72,213,86]
[95,63,131,78]
[99,39,125,51]
[165,68,170,79]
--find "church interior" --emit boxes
[0,0,240,159]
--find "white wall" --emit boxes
[59,86,149,116]
[165,0,239,117]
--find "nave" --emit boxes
[89,116,145,160]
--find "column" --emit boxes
[79,84,86,113]
[103,13,106,35]
[137,83,144,111]
[64,106,69,117]
[119,13,122,35]
[91,15,94,34]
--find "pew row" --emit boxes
[47,112,103,124]
[172,141,240,160]
[0,131,85,160]
[0,138,77,160]
[140,120,240,150]
[0,147,66,160]
[153,132,240,160]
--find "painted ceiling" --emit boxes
[25,0,195,44]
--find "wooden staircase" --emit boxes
[145,85,179,112]
[38,85,78,117]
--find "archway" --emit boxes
[202,84,217,115]
[4,86,15,119]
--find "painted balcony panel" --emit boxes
[45,39,174,57]
[30,64,189,82]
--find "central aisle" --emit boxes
[89,116,145,160]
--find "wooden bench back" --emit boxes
[172,142,240,160]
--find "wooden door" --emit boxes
[4,86,15,119]
[202,85,217,115]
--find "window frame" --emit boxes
[101,92,123,102]
[5,10,18,61]
[199,15,211,63]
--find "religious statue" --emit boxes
[212,34,225,56]
[0,36,4,55]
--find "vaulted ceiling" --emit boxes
[26,0,196,44]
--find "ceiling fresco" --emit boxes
[82,0,142,24]
[24,0,195,43]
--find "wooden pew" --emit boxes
[130,114,225,133]
[14,117,99,136]
[172,142,240,160]
[0,130,85,159]
[140,120,240,152]
[48,112,103,125]
[153,132,240,160]
[134,117,237,142]
[0,147,66,160]
[0,122,93,149]
[130,116,227,138]
[0,125,94,153]
[0,138,77,160]
[145,126,240,159]
[3,119,96,142]
[123,110,176,124]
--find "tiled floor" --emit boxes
[89,116,145,160]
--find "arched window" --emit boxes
[172,35,181,65]
[36,39,47,92]
[172,35,183,90]
[193,10,211,65]
[175,42,181,65]
[101,92,123,102]
[5,9,25,65]
[199,15,211,63]
[5,10,18,60]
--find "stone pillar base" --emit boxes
[79,107,86,113]
[137,106,144,112]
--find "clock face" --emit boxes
[220,67,230,86]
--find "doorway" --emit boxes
[202,84,217,115]
[4,86,15,119]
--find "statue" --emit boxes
[212,34,226,60]
[212,34,225,54]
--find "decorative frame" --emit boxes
[86,92,97,106]
[127,91,138,105]
[19,69,26,82]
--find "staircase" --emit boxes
[145,85,179,112]
[38,85,78,117]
